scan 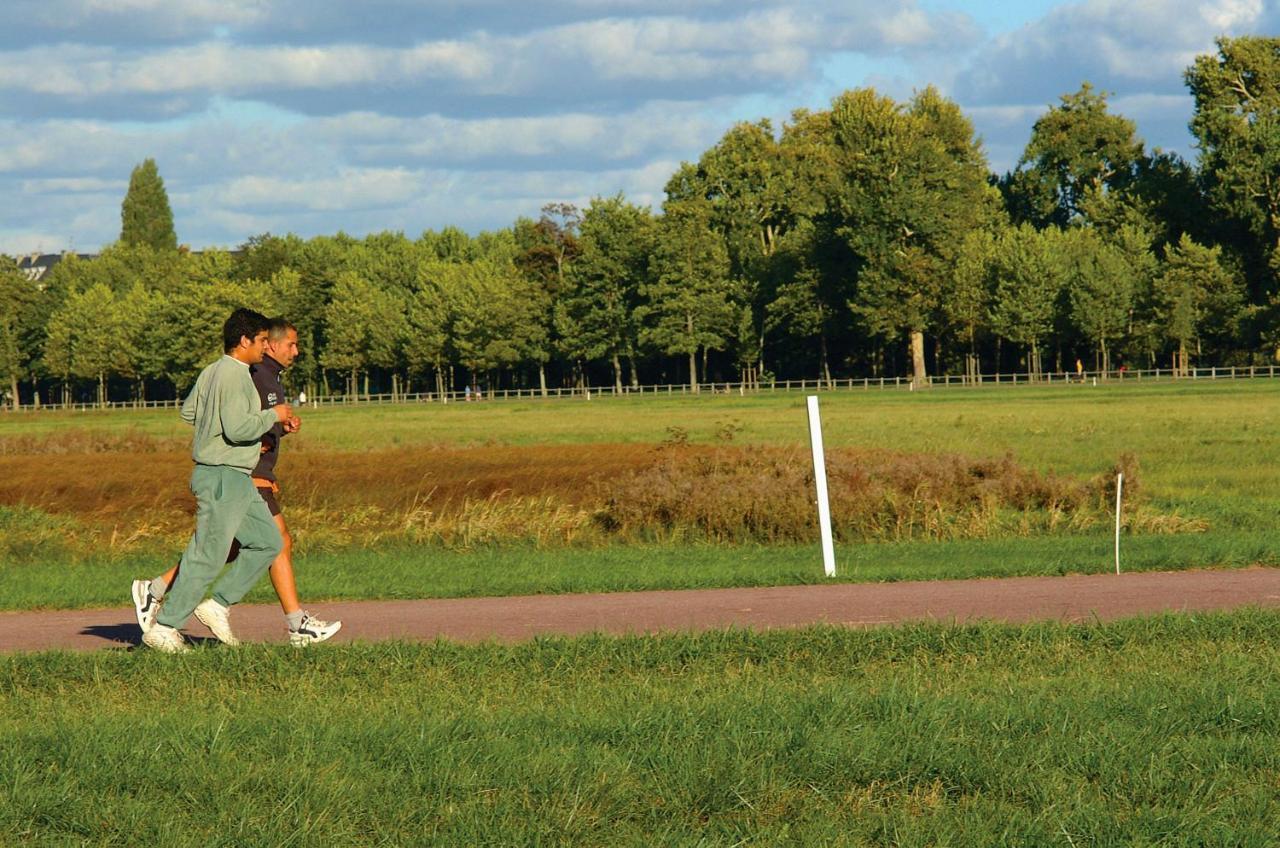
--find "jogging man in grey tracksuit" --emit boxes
[141,308,291,653]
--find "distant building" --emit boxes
[15,252,96,284]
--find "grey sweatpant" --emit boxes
[156,464,282,630]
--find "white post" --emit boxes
[1114,473,1124,575]
[806,395,836,577]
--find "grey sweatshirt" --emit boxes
[180,355,280,473]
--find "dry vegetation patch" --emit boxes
[0,441,1200,558]
[597,447,1179,542]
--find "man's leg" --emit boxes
[209,492,281,610]
[155,467,263,631]
[262,501,342,646]
[255,487,302,615]
[269,517,301,613]
[133,540,241,634]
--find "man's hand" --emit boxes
[283,415,301,434]
[272,403,293,422]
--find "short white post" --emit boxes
[806,395,836,577]
[1114,473,1124,575]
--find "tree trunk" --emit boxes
[363,372,370,400]
[627,351,639,389]
[909,330,928,388]
[98,372,106,408]
[9,374,18,410]
[686,313,698,393]
[701,346,709,389]
[820,329,832,389]
[611,353,623,394]
[757,333,765,386]
[539,363,548,398]
[391,372,400,402]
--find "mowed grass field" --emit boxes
[6,614,1280,844]
[0,378,1277,609]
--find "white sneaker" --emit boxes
[194,599,240,646]
[289,613,342,647]
[131,579,163,635]
[142,624,190,654]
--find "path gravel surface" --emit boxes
[3,567,1278,654]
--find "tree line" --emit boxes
[2,36,1279,408]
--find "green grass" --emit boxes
[5,612,1280,844]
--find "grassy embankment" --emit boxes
[5,612,1280,844]
[1,379,1276,609]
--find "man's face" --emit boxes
[243,330,269,364]
[266,328,300,367]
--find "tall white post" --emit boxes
[806,395,836,577]
[1114,473,1124,575]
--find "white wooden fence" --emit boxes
[5,364,1276,413]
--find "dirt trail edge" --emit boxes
[4,567,1280,654]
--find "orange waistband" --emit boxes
[252,478,279,493]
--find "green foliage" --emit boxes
[1063,228,1134,370]
[1187,36,1280,286]
[321,270,409,393]
[988,224,1065,373]
[119,158,177,251]
[1153,234,1244,370]
[640,198,734,386]
[557,195,655,386]
[1006,83,1144,227]
[450,259,549,376]
[41,283,132,403]
[0,261,42,405]
[826,87,998,382]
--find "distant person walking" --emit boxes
[1075,358,1084,383]
[137,309,291,653]
[133,317,341,648]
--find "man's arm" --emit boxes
[219,371,288,443]
[179,384,198,425]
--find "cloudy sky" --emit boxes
[0,0,1274,254]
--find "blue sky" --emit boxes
[0,0,1274,254]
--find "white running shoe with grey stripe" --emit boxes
[131,579,162,635]
[289,613,342,647]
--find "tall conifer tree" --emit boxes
[120,158,177,251]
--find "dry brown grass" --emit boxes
[0,441,1196,554]
[596,447,1175,543]
[0,427,181,455]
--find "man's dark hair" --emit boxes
[223,308,271,353]
[267,316,298,341]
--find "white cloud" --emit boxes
[0,0,1255,251]
[213,167,432,212]
[0,3,978,116]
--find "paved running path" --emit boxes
[3,567,1280,654]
